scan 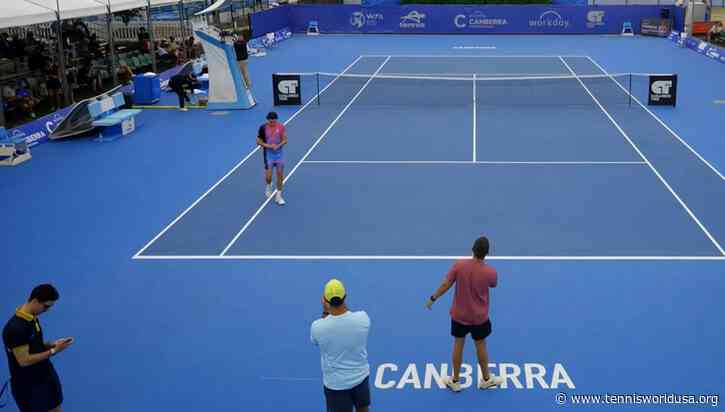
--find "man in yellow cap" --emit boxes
[311,279,371,412]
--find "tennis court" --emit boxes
[135,54,724,259]
[2,33,724,412]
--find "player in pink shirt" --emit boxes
[426,236,502,392]
[257,112,288,205]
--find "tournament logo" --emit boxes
[454,11,508,29]
[586,10,605,29]
[273,74,301,105]
[350,11,384,29]
[530,10,570,29]
[651,80,673,96]
[350,11,366,29]
[277,80,299,96]
[10,129,26,140]
[400,11,426,29]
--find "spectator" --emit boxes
[168,36,178,55]
[138,27,151,52]
[234,34,251,89]
[16,80,38,119]
[707,21,723,43]
[25,32,38,49]
[0,32,10,59]
[2,83,17,104]
[11,34,26,63]
[46,63,63,110]
[185,36,195,58]
[88,33,101,58]
[117,64,133,86]
[28,44,48,73]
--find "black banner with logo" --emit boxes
[273,74,302,105]
[641,18,672,37]
[648,75,677,106]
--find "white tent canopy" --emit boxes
[0,0,205,29]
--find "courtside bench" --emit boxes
[88,93,142,141]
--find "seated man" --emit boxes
[16,85,38,120]
[707,21,723,43]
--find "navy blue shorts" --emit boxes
[11,368,63,412]
[323,376,370,412]
[451,318,492,341]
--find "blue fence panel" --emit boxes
[250,6,292,37]
[288,5,683,34]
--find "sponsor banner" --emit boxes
[4,107,73,147]
[273,74,302,105]
[286,5,684,35]
[250,6,291,38]
[648,74,677,106]
[641,17,672,37]
[677,34,725,65]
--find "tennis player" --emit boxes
[311,279,371,412]
[426,236,502,392]
[257,111,287,205]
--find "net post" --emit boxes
[317,72,320,106]
[628,73,632,107]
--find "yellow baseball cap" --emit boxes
[324,279,346,302]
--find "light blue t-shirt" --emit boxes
[310,310,370,390]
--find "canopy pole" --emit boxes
[230,1,236,30]
[147,0,158,73]
[178,1,185,48]
[55,2,71,106]
[107,1,118,85]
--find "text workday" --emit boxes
[530,10,570,29]
[373,362,575,390]
[454,12,508,29]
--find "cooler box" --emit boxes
[133,73,161,105]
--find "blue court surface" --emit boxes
[2,35,724,411]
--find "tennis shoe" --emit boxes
[478,374,502,389]
[444,377,462,392]
[275,192,286,205]
[265,185,273,198]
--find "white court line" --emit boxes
[559,56,725,256]
[303,160,647,165]
[586,56,725,182]
[132,56,364,259]
[361,54,589,58]
[260,377,318,382]
[472,74,477,162]
[453,46,497,50]
[219,56,393,256]
[133,255,725,261]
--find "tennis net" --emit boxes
[274,72,666,108]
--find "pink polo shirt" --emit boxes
[446,258,498,325]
